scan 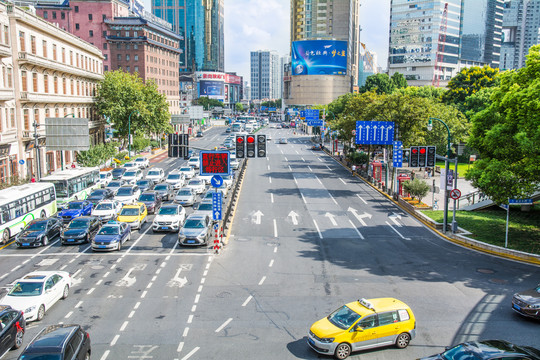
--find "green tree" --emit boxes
[403,178,430,202]
[235,102,244,112]
[360,73,395,95]
[396,86,446,100]
[77,142,118,167]
[197,96,224,110]
[391,72,408,89]
[95,70,172,144]
[466,45,540,203]
[441,66,499,112]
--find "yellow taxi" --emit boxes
[308,298,416,359]
[117,202,147,230]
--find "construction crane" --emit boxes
[361,43,375,73]
[432,2,449,87]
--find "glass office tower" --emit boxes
[152,0,224,72]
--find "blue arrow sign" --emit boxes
[393,141,403,168]
[509,198,533,205]
[211,175,223,188]
[356,121,395,145]
[212,192,222,220]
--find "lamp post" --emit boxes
[128,110,139,159]
[427,117,458,233]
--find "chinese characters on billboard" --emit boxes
[291,40,348,76]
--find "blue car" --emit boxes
[91,222,131,251]
[57,200,93,224]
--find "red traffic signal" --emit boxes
[419,148,426,154]
[246,136,255,143]
[411,148,419,154]
[236,136,244,143]
[246,135,256,157]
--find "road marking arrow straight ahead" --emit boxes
[252,210,264,225]
[347,207,372,226]
[288,211,299,225]
[324,212,337,226]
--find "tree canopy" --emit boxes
[197,96,224,110]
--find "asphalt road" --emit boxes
[0,125,539,360]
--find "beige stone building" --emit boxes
[0,3,104,182]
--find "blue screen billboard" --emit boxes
[291,40,348,76]
[199,80,224,99]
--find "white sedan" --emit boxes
[187,157,200,169]
[146,168,165,183]
[186,178,206,194]
[1,271,71,322]
[134,157,150,169]
[178,166,196,179]
[152,204,186,232]
[91,200,123,222]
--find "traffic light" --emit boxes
[168,134,189,159]
[426,146,436,167]
[246,135,256,158]
[403,149,410,165]
[418,146,427,167]
[257,134,266,157]
[409,146,419,167]
[235,135,245,158]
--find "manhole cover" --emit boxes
[216,291,232,298]
[266,242,280,247]
[91,266,105,270]
[489,278,508,285]
[477,268,495,274]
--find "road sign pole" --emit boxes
[452,157,459,233]
[505,198,510,248]
[443,159,449,233]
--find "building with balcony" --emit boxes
[0,3,104,182]
[104,16,182,114]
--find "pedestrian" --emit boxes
[351,164,356,176]
[31,177,36,183]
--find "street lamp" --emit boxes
[128,110,139,158]
[427,117,457,233]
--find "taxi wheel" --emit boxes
[117,242,122,251]
[395,333,411,348]
[334,343,351,359]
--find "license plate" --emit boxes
[23,243,30,246]
[98,245,107,248]
[187,240,195,244]
[68,239,74,242]
[308,338,315,346]
[162,227,169,230]
[513,304,521,311]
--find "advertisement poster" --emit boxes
[199,80,224,99]
[291,40,348,76]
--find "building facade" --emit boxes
[104,17,181,114]
[284,0,360,106]
[500,0,540,70]
[151,0,224,73]
[250,50,280,100]
[0,3,104,182]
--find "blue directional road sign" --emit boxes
[212,192,222,221]
[211,175,223,188]
[355,121,395,145]
[509,198,533,205]
[393,141,403,168]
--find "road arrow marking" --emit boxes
[252,210,264,225]
[389,213,402,227]
[288,211,299,225]
[325,212,337,226]
[167,266,189,288]
[348,207,372,226]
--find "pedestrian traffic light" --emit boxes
[235,135,245,158]
[257,134,266,157]
[246,135,256,158]
[409,146,419,167]
[403,149,410,165]
[418,146,427,167]
[426,146,436,167]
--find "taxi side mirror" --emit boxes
[355,325,364,332]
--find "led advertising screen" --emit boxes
[291,40,348,76]
[199,80,224,99]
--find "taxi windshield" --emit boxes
[95,203,113,210]
[158,207,178,215]
[327,305,361,330]
[120,208,139,216]
[8,282,43,296]
[148,171,161,176]
[98,226,120,235]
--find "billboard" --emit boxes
[291,40,348,76]
[45,118,90,151]
[199,80,224,99]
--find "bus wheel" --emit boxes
[40,210,46,218]
[1,229,10,244]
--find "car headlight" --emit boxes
[529,304,540,309]
[25,305,36,313]
[178,234,186,240]
[76,233,87,239]
[196,233,206,240]
[319,338,335,343]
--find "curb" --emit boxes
[321,148,540,267]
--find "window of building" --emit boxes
[116,43,121,50]
[10,108,14,128]
[126,54,130,61]
[32,73,38,92]
[88,14,93,21]
[133,31,138,37]
[103,31,107,37]
[21,71,27,92]
[3,25,9,46]
[53,76,58,93]
[126,66,130,72]
[89,30,93,37]
[125,31,129,37]
[117,54,122,61]
[52,44,57,60]
[134,66,138,72]
[104,54,108,60]
[62,47,65,63]
[103,43,107,50]
[23,109,29,130]
[34,109,39,127]
[126,44,130,50]
[75,23,79,30]
[102,14,106,21]
[74,6,79,12]
[30,35,36,54]
[42,40,47,57]
[134,55,138,61]
[19,31,25,52]
[104,65,108,71]
[61,12,65,19]
[133,44,138,50]
[70,79,74,94]
[44,74,49,93]
[62,78,66,94]
[43,11,48,19]
[52,11,56,19]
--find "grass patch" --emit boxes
[435,161,471,178]
[421,207,540,255]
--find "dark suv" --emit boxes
[18,324,90,360]
[0,305,26,355]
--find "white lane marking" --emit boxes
[269,259,274,267]
[301,193,307,204]
[293,176,298,185]
[349,220,365,240]
[348,207,372,226]
[329,193,338,205]
[96,279,103,286]
[273,219,278,238]
[60,265,67,271]
[326,165,331,169]
[203,270,208,277]
[258,276,266,285]
[134,301,141,309]
[242,295,253,307]
[128,311,135,318]
[110,334,120,346]
[120,321,129,331]
[0,274,6,280]
[103,271,110,278]
[141,290,147,298]
[75,301,83,308]
[177,342,184,353]
[308,166,312,172]
[146,282,153,289]
[64,311,73,319]
[151,275,157,282]
[389,213,403,227]
[288,165,292,171]
[284,156,288,161]
[301,157,305,162]
[198,285,203,292]
[280,149,283,154]
[99,350,110,360]
[182,327,189,337]
[72,269,82,278]
[187,314,194,324]
[270,193,274,203]
[269,176,272,184]
[274,247,278,253]
[385,221,411,240]
[156,268,162,275]
[215,318,233,333]
[200,277,206,284]
[339,178,346,184]
[313,220,323,239]
[325,212,337,226]
[319,158,324,162]
[194,294,200,303]
[181,347,200,360]
[267,165,270,170]
[295,150,299,154]
[191,305,197,312]
[316,177,322,184]
[357,194,368,204]
[87,288,95,295]
[161,262,167,268]
[288,211,299,225]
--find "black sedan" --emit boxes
[0,305,26,355]
[420,340,540,360]
[91,222,131,251]
[87,188,115,204]
[138,191,162,214]
[60,216,101,245]
[136,179,155,192]
[15,217,62,247]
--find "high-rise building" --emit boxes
[250,50,280,100]
[389,0,504,87]
[284,0,360,106]
[500,0,540,70]
[152,0,224,73]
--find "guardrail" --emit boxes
[222,158,247,230]
[457,190,490,209]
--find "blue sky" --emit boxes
[143,0,390,81]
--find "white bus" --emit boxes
[40,167,100,206]
[231,122,244,133]
[0,183,57,244]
